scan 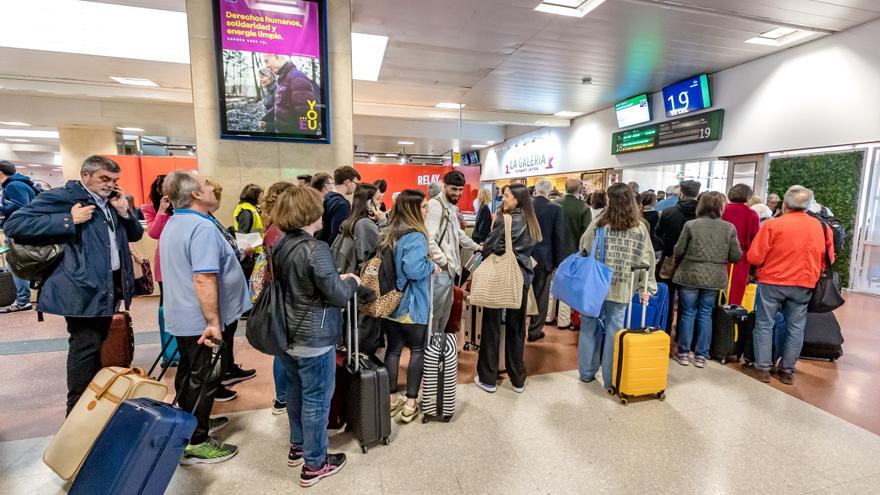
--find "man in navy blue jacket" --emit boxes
[528,179,564,342]
[5,155,143,413]
[0,160,39,312]
[317,166,360,247]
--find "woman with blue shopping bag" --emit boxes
[576,184,657,386]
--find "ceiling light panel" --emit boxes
[436,102,465,109]
[0,121,31,127]
[0,129,59,139]
[554,111,584,118]
[398,141,415,145]
[0,0,189,64]
[352,33,389,81]
[746,28,816,47]
[110,78,159,87]
[535,0,606,18]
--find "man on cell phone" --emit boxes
[4,155,143,414]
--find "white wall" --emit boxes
[482,18,880,181]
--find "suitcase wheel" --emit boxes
[656,391,666,401]
[382,437,390,446]
[421,416,429,424]
[605,387,615,396]
[361,446,368,454]
[443,416,452,423]
[619,397,628,406]
[463,343,470,351]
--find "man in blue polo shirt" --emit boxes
[160,170,251,466]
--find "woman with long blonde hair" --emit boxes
[472,188,493,244]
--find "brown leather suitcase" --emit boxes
[101,312,134,368]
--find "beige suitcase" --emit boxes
[43,367,168,480]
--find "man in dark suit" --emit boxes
[528,179,564,341]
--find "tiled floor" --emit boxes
[3,364,880,495]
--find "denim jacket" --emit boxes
[390,231,436,325]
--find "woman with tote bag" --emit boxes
[472,184,540,394]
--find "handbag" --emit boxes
[133,259,154,296]
[246,237,299,355]
[470,214,524,309]
[550,226,613,318]
[658,255,678,280]
[808,222,845,313]
[6,241,64,282]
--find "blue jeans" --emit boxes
[677,287,717,359]
[273,355,287,403]
[578,300,627,388]
[12,273,30,306]
[282,349,335,468]
[754,283,812,373]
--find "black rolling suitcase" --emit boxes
[800,312,844,361]
[343,298,391,453]
[710,301,750,364]
[422,277,457,423]
[0,251,17,307]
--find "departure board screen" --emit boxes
[612,109,724,155]
[614,93,652,128]
[663,74,711,117]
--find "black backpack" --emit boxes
[808,209,845,253]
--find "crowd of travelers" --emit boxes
[0,155,836,487]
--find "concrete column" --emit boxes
[185,0,354,225]
[59,127,118,179]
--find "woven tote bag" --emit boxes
[470,214,523,309]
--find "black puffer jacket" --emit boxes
[657,198,698,257]
[482,209,538,286]
[274,230,358,349]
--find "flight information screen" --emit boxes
[615,93,652,128]
[662,74,711,117]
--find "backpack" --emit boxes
[358,229,416,318]
[330,232,358,275]
[809,209,845,253]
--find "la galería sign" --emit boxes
[504,153,555,176]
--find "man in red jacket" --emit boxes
[745,185,834,385]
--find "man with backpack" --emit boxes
[426,171,481,334]
[0,160,40,313]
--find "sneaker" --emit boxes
[222,364,257,386]
[673,353,690,366]
[743,363,771,383]
[208,416,229,435]
[300,453,347,487]
[692,356,707,368]
[390,395,406,417]
[272,400,286,415]
[0,303,32,314]
[473,375,496,393]
[513,384,525,394]
[399,403,418,423]
[214,386,238,402]
[180,437,238,465]
[777,370,795,385]
[288,445,304,467]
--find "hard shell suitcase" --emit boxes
[43,367,168,481]
[0,251,16,307]
[608,264,670,405]
[463,301,484,351]
[445,285,465,334]
[101,311,135,368]
[422,277,458,422]
[800,312,844,361]
[628,282,669,331]
[343,298,391,453]
[710,302,749,364]
[70,344,224,494]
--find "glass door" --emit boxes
[852,147,880,295]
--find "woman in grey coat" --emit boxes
[672,191,742,368]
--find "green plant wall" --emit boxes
[767,151,864,287]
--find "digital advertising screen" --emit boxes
[663,74,711,117]
[212,0,330,143]
[615,93,652,128]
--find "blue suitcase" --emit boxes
[628,282,669,331]
[69,398,196,495]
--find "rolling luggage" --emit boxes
[800,312,844,361]
[101,311,135,368]
[343,298,391,453]
[422,278,457,423]
[463,301,484,351]
[445,285,465,334]
[608,264,670,405]
[628,282,669,331]
[710,301,749,364]
[43,367,168,481]
[0,250,16,307]
[70,344,224,495]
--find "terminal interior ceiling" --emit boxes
[3,1,880,494]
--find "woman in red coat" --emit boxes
[722,184,761,305]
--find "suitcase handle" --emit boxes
[627,265,651,329]
[171,340,225,415]
[346,297,360,372]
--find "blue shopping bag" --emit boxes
[551,227,613,318]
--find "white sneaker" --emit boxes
[474,375,496,393]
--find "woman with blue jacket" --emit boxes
[385,189,440,423]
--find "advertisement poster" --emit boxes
[355,164,481,213]
[213,0,330,143]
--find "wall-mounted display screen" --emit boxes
[663,74,711,117]
[213,0,330,143]
[612,109,724,155]
[462,151,480,165]
[615,93,652,128]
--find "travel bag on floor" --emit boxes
[628,282,669,331]
[445,285,465,334]
[100,311,135,368]
[710,288,750,364]
[422,277,458,423]
[800,312,844,361]
[43,367,168,481]
[608,264,670,405]
[0,250,16,307]
[69,343,225,495]
[463,301,484,351]
[343,298,391,453]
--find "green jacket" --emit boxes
[672,217,743,291]
[557,194,591,257]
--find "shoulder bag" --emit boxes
[808,222,845,313]
[469,214,524,309]
[246,237,300,355]
[551,226,613,317]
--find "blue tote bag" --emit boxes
[551,226,613,317]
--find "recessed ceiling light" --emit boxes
[351,33,389,82]
[471,144,488,149]
[554,111,584,118]
[746,27,816,46]
[436,102,465,109]
[486,141,497,145]
[117,127,145,132]
[5,138,30,143]
[0,129,59,139]
[0,121,31,127]
[535,0,606,18]
[398,141,415,145]
[384,153,398,157]
[110,77,159,87]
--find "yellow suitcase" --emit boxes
[607,265,670,405]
